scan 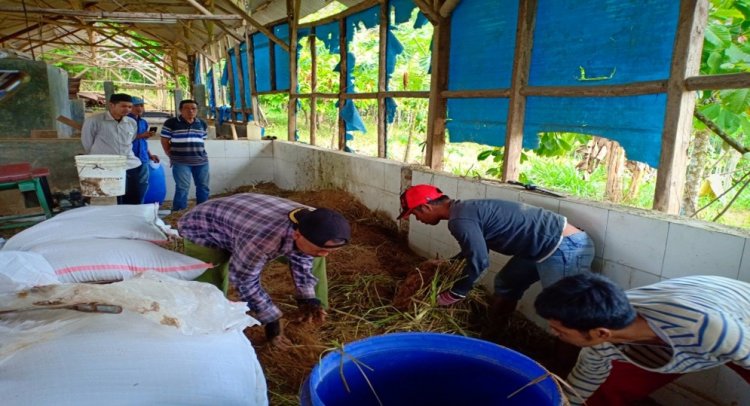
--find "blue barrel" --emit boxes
[143,161,166,204]
[300,332,563,406]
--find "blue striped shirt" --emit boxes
[177,194,317,324]
[160,116,208,165]
[566,275,750,404]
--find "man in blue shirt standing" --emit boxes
[397,184,595,317]
[160,99,209,211]
[124,97,160,204]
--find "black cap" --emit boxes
[289,208,351,248]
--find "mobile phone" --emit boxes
[149,126,157,132]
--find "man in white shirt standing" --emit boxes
[81,93,141,204]
[534,273,750,405]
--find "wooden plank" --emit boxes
[684,72,750,90]
[310,29,317,146]
[522,81,667,97]
[0,6,243,20]
[653,0,709,214]
[269,32,277,91]
[439,0,462,17]
[287,0,301,141]
[502,0,537,182]
[442,89,512,98]
[220,0,291,52]
[233,43,247,123]
[338,18,347,151]
[377,0,388,158]
[56,115,82,131]
[424,13,450,170]
[225,46,238,120]
[244,29,261,122]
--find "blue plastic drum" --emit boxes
[143,161,166,205]
[300,332,563,406]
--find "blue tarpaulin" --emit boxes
[239,42,253,117]
[446,0,680,167]
[253,32,272,92]
[206,68,215,117]
[274,24,291,90]
[228,48,244,121]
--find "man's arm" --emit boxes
[228,250,281,325]
[160,137,171,157]
[286,252,317,300]
[160,119,173,156]
[702,312,750,369]
[565,347,614,405]
[81,118,96,153]
[447,219,490,296]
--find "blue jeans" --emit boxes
[494,232,595,300]
[119,164,147,205]
[172,163,209,211]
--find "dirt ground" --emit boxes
[2,184,569,406]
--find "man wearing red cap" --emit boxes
[178,193,351,346]
[397,184,594,317]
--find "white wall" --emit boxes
[271,141,750,406]
[147,139,274,202]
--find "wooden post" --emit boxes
[653,0,709,213]
[245,30,261,123]
[338,18,347,151]
[377,0,388,158]
[233,43,247,123]
[310,28,318,146]
[502,0,537,181]
[424,15,450,169]
[225,46,237,123]
[287,0,301,141]
[269,34,277,91]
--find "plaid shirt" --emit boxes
[178,193,317,324]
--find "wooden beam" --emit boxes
[226,46,237,118]
[502,0,537,182]
[21,28,84,52]
[439,0,462,17]
[0,6,242,21]
[522,81,667,97]
[424,13,450,169]
[0,16,62,43]
[653,0,709,214]
[413,0,440,25]
[184,0,243,42]
[220,0,290,52]
[442,89,512,98]
[684,72,750,90]
[299,0,379,29]
[377,0,388,158]
[287,0,301,141]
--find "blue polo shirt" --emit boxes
[128,113,150,164]
[161,116,208,166]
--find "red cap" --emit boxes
[397,184,445,220]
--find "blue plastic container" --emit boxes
[143,161,166,205]
[300,332,563,406]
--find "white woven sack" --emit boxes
[30,239,211,283]
[2,203,177,251]
[0,311,268,406]
[0,251,60,294]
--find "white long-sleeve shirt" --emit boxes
[566,275,750,404]
[81,111,141,169]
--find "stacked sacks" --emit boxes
[2,204,209,282]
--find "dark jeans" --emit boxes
[119,164,148,205]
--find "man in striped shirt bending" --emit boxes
[160,99,209,211]
[535,273,750,405]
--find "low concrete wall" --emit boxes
[272,141,750,406]
[0,139,84,191]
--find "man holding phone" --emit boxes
[126,97,160,204]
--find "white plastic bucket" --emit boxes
[75,154,127,197]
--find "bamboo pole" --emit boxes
[184,0,243,42]
[220,0,291,52]
[310,29,318,146]
[338,18,347,151]
[653,0,709,214]
[377,0,388,158]
[413,0,440,25]
[287,0,301,141]
[424,13,450,169]
[503,0,537,182]
[0,6,243,21]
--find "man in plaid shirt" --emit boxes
[178,193,351,346]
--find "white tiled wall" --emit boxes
[147,139,274,203]
[269,142,750,406]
